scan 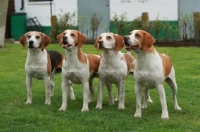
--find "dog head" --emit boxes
[19,31,51,51]
[95,33,124,51]
[56,30,87,49]
[124,30,155,52]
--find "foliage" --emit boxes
[50,11,77,42]
[90,14,102,41]
[151,15,163,41]
[1,43,200,131]
[179,12,194,42]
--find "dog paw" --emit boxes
[88,98,94,103]
[81,108,89,112]
[45,101,51,105]
[141,104,147,109]
[59,106,66,111]
[70,97,76,100]
[114,97,118,101]
[95,105,102,109]
[175,106,182,110]
[25,100,32,104]
[134,113,141,118]
[148,98,153,103]
[161,113,169,119]
[109,100,115,105]
[118,105,125,109]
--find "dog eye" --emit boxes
[63,33,66,35]
[135,33,140,38]
[27,35,31,39]
[99,37,102,39]
[36,36,40,39]
[71,33,75,37]
[106,36,112,40]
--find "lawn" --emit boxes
[0,43,200,131]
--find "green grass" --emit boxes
[1,43,200,131]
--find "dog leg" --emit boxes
[69,81,76,100]
[142,88,149,109]
[81,81,89,112]
[88,78,95,102]
[96,80,104,109]
[59,80,69,111]
[117,81,125,109]
[157,84,169,119]
[44,77,51,105]
[134,85,142,118]
[50,79,55,97]
[165,68,181,110]
[26,76,32,104]
[106,82,115,105]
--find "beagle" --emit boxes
[94,33,135,109]
[20,31,75,105]
[57,30,101,111]
[124,30,181,119]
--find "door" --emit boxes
[78,0,110,41]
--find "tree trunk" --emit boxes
[0,0,9,48]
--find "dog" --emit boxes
[94,33,135,109]
[124,30,181,119]
[19,31,75,105]
[57,30,102,111]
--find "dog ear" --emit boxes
[56,33,63,46]
[19,33,27,48]
[77,32,87,48]
[94,37,100,51]
[113,34,125,51]
[141,31,155,52]
[41,33,51,51]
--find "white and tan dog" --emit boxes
[94,33,135,109]
[57,30,101,111]
[124,30,181,119]
[20,31,75,105]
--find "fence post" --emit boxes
[194,12,200,43]
[0,0,9,48]
[142,12,149,32]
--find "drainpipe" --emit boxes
[20,0,24,10]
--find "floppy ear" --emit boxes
[41,33,51,51]
[77,32,87,48]
[113,34,125,51]
[19,33,27,48]
[94,37,100,51]
[56,33,63,46]
[141,31,155,52]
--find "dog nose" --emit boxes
[124,36,129,45]
[29,40,34,45]
[98,40,103,47]
[28,40,34,48]
[63,36,67,40]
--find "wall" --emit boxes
[15,0,178,27]
[110,0,178,21]
[14,0,77,26]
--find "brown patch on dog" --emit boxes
[19,32,29,48]
[40,33,51,51]
[137,30,155,52]
[113,34,125,51]
[124,53,135,74]
[77,48,87,64]
[87,54,101,73]
[47,53,52,75]
[159,53,172,78]
[56,33,63,45]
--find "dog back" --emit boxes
[47,50,63,73]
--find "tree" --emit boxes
[0,0,9,48]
